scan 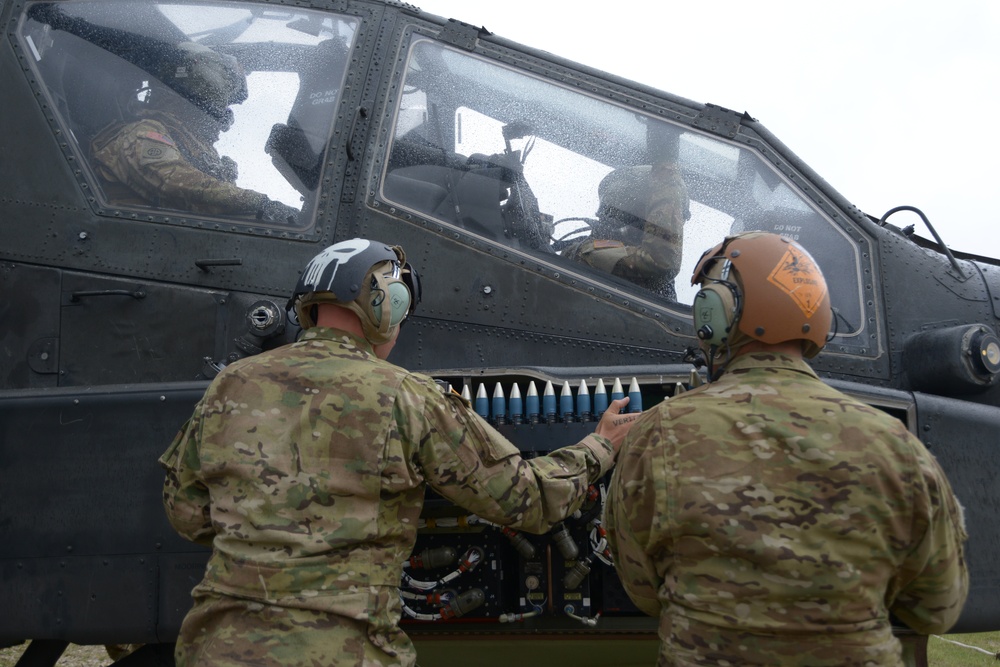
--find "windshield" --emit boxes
[19,0,357,230]
[381,37,863,335]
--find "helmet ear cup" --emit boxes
[373,279,411,327]
[694,282,739,347]
[352,265,412,345]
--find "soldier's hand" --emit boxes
[594,397,638,456]
[259,198,300,224]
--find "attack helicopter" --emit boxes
[1,0,998,665]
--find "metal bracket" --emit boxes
[437,19,489,51]
[27,337,59,375]
[68,289,146,303]
[195,258,242,272]
[692,103,750,139]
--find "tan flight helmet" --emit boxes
[691,231,832,359]
[160,42,248,124]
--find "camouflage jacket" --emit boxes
[603,352,968,667]
[563,161,689,297]
[90,110,269,215]
[159,327,613,618]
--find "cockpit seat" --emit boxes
[384,164,507,241]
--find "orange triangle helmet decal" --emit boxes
[766,246,828,317]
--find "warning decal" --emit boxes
[766,246,828,317]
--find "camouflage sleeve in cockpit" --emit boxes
[91,119,270,215]
[616,161,689,283]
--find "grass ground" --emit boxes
[0,643,107,667]
[928,632,1000,665]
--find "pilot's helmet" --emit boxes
[596,165,650,227]
[287,238,422,345]
[691,231,832,358]
[160,42,248,124]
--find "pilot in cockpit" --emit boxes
[89,41,299,223]
[562,160,690,301]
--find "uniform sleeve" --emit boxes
[403,382,613,534]
[158,407,216,546]
[603,417,663,617]
[889,445,970,634]
[92,120,270,215]
[616,161,689,283]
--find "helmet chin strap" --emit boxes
[344,297,395,346]
[703,343,730,383]
[701,329,752,382]
[705,345,720,383]
[345,261,400,346]
[293,292,339,329]
[293,292,397,346]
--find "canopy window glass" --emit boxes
[19,0,357,229]
[382,36,863,335]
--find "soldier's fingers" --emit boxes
[607,397,630,412]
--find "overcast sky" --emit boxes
[413,0,1000,260]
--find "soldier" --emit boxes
[158,238,637,667]
[562,161,690,300]
[603,231,969,666]
[90,41,298,222]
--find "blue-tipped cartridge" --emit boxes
[492,383,507,425]
[593,379,608,415]
[560,381,574,422]
[542,381,557,423]
[474,384,489,418]
[611,378,625,404]
[628,377,642,413]
[526,381,540,424]
[461,384,472,402]
[576,380,592,422]
[509,383,524,424]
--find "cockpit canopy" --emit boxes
[380,36,865,342]
[20,0,357,229]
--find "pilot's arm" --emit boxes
[614,161,689,284]
[888,445,969,634]
[91,118,297,222]
[158,410,215,547]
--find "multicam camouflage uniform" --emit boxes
[604,352,968,667]
[159,327,614,667]
[90,110,291,219]
[563,162,689,298]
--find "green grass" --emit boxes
[928,632,1000,666]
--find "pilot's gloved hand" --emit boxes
[259,198,300,224]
